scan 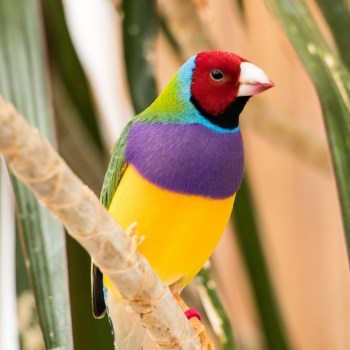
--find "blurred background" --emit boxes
[0,0,349,349]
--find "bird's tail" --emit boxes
[105,288,146,350]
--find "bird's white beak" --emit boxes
[238,62,274,97]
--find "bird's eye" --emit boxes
[210,69,224,81]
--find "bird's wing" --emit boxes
[100,122,133,208]
[92,121,133,318]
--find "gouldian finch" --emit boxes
[92,51,273,349]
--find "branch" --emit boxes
[0,95,204,350]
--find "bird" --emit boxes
[92,50,273,349]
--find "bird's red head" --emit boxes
[191,51,274,116]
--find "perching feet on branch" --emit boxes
[173,292,214,350]
[126,222,145,256]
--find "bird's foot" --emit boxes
[172,292,214,349]
[172,292,188,311]
[125,222,145,258]
[173,292,202,319]
[189,317,214,350]
[126,221,138,238]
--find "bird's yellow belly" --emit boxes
[107,165,235,289]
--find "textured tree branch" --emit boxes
[0,95,205,350]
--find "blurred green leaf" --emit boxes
[0,0,73,348]
[234,177,291,350]
[0,162,21,349]
[16,227,45,350]
[41,0,114,348]
[266,0,350,259]
[122,0,158,113]
[67,237,113,350]
[196,267,236,350]
[15,227,31,296]
[41,0,105,152]
[315,0,350,71]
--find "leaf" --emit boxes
[315,0,350,71]
[41,0,105,152]
[265,0,350,260]
[233,177,291,350]
[16,228,46,350]
[0,0,73,348]
[122,0,158,113]
[196,266,236,350]
[41,1,115,347]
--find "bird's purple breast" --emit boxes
[125,122,244,199]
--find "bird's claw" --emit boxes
[126,222,139,238]
[126,222,145,259]
[189,317,214,350]
[172,292,213,349]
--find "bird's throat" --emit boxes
[190,96,250,130]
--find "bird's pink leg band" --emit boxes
[184,308,201,321]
